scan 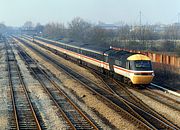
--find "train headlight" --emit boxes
[152,72,155,76]
[134,72,154,76]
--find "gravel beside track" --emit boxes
[13,37,141,129]
[86,69,180,129]
[0,42,9,129]
[128,88,180,127]
[17,45,99,129]
[10,40,67,129]
[24,36,180,128]
[23,36,106,89]
[139,88,180,111]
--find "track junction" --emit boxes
[0,35,179,130]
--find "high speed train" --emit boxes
[24,35,154,85]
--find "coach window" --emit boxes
[84,50,86,55]
[126,61,130,69]
[96,54,98,59]
[94,53,97,58]
[85,50,88,56]
[105,56,108,62]
[115,60,120,66]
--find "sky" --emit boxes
[0,0,180,26]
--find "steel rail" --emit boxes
[14,36,154,130]
[150,83,180,97]
[136,85,180,111]
[5,39,19,130]
[16,42,98,129]
[5,38,42,130]
[20,36,179,130]
[89,69,180,130]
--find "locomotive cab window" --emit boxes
[130,60,152,71]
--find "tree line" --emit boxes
[32,17,180,54]
[1,18,180,54]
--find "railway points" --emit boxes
[16,43,99,129]
[13,35,179,130]
[0,35,179,129]
[0,1,180,129]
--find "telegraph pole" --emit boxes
[140,11,142,27]
[139,11,146,50]
[139,11,145,49]
[139,11,142,41]
[178,13,180,42]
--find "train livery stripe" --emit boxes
[35,39,153,76]
[56,45,153,75]
[113,65,153,74]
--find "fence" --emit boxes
[112,47,180,68]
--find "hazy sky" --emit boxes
[0,0,179,26]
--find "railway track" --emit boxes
[5,38,42,130]
[14,39,99,130]
[150,83,180,96]
[19,36,180,130]
[89,70,180,130]
[136,85,180,111]
[13,36,164,129]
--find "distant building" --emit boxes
[153,24,167,33]
[97,23,120,30]
[20,27,37,35]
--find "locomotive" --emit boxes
[25,36,154,85]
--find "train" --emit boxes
[24,35,154,86]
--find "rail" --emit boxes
[19,36,179,130]
[88,69,179,130]
[14,36,155,129]
[150,83,180,97]
[5,38,41,130]
[15,41,99,130]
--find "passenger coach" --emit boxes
[32,36,154,85]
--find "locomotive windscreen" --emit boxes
[130,60,152,71]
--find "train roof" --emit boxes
[66,41,109,54]
[104,49,136,60]
[81,44,109,54]
[62,41,83,49]
[35,36,105,53]
[104,49,133,56]
[34,36,148,60]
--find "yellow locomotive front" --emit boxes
[127,54,154,84]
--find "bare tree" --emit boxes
[34,17,179,54]
[68,17,92,42]
[89,26,110,45]
[117,25,130,40]
[43,22,66,39]
[0,23,7,34]
[23,21,34,30]
[35,23,44,34]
